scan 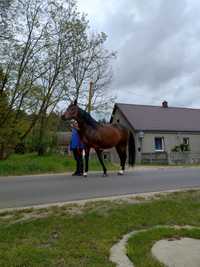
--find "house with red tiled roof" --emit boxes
[110,101,200,164]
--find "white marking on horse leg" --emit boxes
[83,172,88,177]
[118,170,124,175]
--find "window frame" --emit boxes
[183,137,189,145]
[154,137,165,152]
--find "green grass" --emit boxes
[0,190,199,267]
[0,153,118,176]
[127,227,200,267]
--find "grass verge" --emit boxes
[127,227,200,267]
[0,153,118,176]
[0,190,199,266]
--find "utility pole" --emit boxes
[88,81,93,114]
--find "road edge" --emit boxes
[0,187,199,214]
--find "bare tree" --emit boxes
[0,0,116,158]
[31,0,83,155]
[0,0,47,123]
[0,0,14,40]
[64,30,116,115]
[0,2,48,158]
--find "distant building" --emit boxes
[56,131,71,154]
[56,131,104,160]
[110,101,200,164]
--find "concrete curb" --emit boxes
[109,225,200,267]
[0,187,199,214]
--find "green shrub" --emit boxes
[171,144,190,152]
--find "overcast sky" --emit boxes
[78,0,200,108]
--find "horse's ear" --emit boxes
[74,99,77,105]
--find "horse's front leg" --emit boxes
[95,149,107,177]
[84,146,90,177]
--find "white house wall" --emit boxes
[111,106,200,164]
[139,132,200,154]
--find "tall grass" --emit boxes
[0,153,117,176]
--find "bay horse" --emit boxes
[62,100,129,177]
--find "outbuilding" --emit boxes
[110,101,200,164]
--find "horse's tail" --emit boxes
[128,130,136,167]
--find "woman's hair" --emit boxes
[70,119,78,128]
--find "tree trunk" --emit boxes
[37,111,47,156]
[0,144,5,160]
[0,143,11,160]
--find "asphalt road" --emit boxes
[0,167,200,209]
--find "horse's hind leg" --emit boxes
[116,144,127,175]
[84,146,90,177]
[95,149,107,177]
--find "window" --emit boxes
[154,137,164,151]
[183,137,189,145]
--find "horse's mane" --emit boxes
[78,108,99,128]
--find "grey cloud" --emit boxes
[101,0,200,107]
[79,0,200,108]
[113,0,193,86]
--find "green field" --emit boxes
[0,153,117,176]
[0,190,199,267]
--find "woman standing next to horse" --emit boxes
[62,100,130,177]
[70,120,84,176]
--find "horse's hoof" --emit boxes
[118,171,124,175]
[102,173,108,177]
[83,172,88,178]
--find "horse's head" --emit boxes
[61,100,79,121]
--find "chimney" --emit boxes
[162,101,168,108]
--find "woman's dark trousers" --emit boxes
[72,149,83,175]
